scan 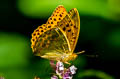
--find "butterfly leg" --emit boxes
[64,61,71,65]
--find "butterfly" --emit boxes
[31,5,84,64]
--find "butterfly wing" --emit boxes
[45,5,68,30]
[31,24,70,60]
[57,8,80,53]
[31,5,71,61]
[68,8,80,52]
[31,6,80,61]
[47,6,80,53]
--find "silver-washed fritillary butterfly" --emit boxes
[31,5,83,63]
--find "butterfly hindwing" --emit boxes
[31,24,70,60]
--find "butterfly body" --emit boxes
[31,5,80,63]
[41,48,77,63]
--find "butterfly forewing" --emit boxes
[57,8,80,53]
[31,24,47,52]
[46,5,68,29]
[67,8,80,52]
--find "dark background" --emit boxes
[0,0,120,79]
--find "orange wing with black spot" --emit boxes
[31,5,71,60]
[31,26,70,60]
[68,8,80,52]
[57,8,80,52]
[46,5,80,52]
[31,5,69,54]
[45,5,68,29]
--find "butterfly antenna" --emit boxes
[86,55,98,58]
[76,50,85,54]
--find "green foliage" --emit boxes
[72,55,86,69]
[107,29,120,47]
[76,70,115,79]
[0,32,30,68]
[17,0,120,20]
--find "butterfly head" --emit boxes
[70,53,78,61]
[62,53,77,63]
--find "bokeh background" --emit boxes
[0,0,120,79]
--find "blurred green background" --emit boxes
[0,0,120,79]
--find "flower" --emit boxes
[56,61,64,76]
[50,61,77,79]
[63,70,72,79]
[51,75,58,79]
[0,76,5,79]
[69,65,77,75]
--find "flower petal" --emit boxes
[56,61,64,75]
[51,75,58,79]
[69,65,77,75]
